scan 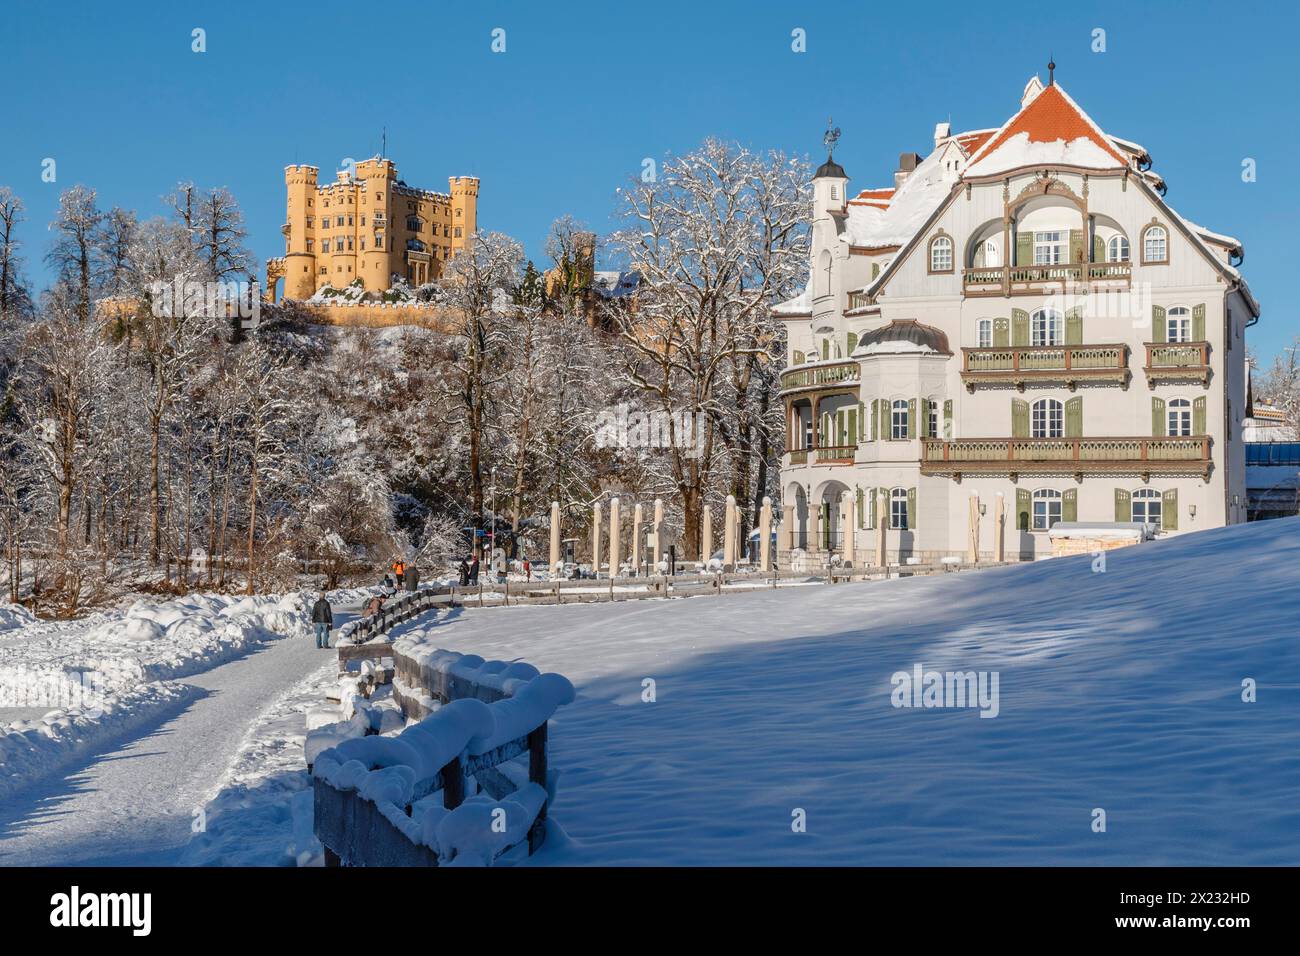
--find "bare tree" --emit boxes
[46,186,104,323]
[0,187,30,321]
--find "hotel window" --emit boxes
[1107,235,1130,262]
[1143,224,1168,263]
[1167,398,1192,436]
[1031,308,1063,346]
[1034,231,1066,265]
[1131,489,1162,525]
[927,400,939,438]
[929,235,953,272]
[890,400,909,440]
[1166,307,1192,343]
[977,318,993,348]
[1031,398,1064,439]
[890,488,909,530]
[1031,489,1062,531]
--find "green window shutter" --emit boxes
[1065,306,1083,346]
[847,331,858,353]
[857,402,865,441]
[1151,397,1166,437]
[822,339,830,359]
[1062,488,1077,523]
[906,487,917,530]
[993,318,1010,347]
[1114,488,1131,522]
[1162,489,1178,530]
[1193,396,1206,435]
[1011,309,1030,346]
[907,398,917,439]
[865,487,876,529]
[871,262,880,280]
[1192,303,1206,341]
[870,399,879,441]
[1092,233,1105,263]
[943,398,953,439]
[1065,396,1083,438]
[856,488,865,528]
[1015,230,1032,267]
[1016,488,1031,531]
[1069,229,1085,263]
[793,349,805,364]
[848,408,859,445]
[1012,399,1030,438]
[822,412,831,446]
[1152,305,1167,343]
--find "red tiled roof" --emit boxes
[954,129,995,155]
[966,84,1128,169]
[848,187,895,210]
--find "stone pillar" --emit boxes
[653,498,664,569]
[994,492,1005,563]
[591,502,602,578]
[701,507,712,564]
[609,497,621,578]
[759,496,773,571]
[968,492,980,564]
[875,489,887,567]
[549,501,561,570]
[842,491,855,566]
[723,495,737,571]
[631,501,643,575]
[779,502,794,556]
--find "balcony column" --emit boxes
[842,491,856,566]
[810,395,820,449]
[779,502,794,561]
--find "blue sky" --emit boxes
[1,0,1295,357]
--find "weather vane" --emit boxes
[823,116,841,156]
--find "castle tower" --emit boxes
[358,157,397,290]
[283,164,319,299]
[449,176,480,256]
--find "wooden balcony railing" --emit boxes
[787,448,808,465]
[962,262,1132,297]
[779,360,859,393]
[1143,341,1211,388]
[920,436,1211,478]
[961,344,1129,391]
[814,444,857,464]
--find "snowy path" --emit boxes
[0,611,355,866]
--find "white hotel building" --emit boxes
[776,71,1259,562]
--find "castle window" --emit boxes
[376,193,383,202]
[321,239,330,253]
[1142,224,1168,264]
[1031,398,1064,438]
[375,234,384,250]
[928,235,953,273]
[407,216,424,231]
[1166,306,1191,343]
[348,216,353,226]
[454,227,462,238]
[1031,489,1062,531]
[306,240,314,252]
[1107,235,1130,262]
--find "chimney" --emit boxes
[933,122,951,151]
[894,152,922,190]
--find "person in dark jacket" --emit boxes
[458,557,470,586]
[311,592,334,649]
[468,553,480,586]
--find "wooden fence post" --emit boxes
[527,722,548,854]
[441,756,464,810]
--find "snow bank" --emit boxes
[0,603,37,632]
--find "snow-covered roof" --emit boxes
[772,286,811,317]
[852,319,950,357]
[964,82,1130,177]
[842,146,953,250]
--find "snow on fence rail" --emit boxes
[312,648,574,867]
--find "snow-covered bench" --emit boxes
[311,651,575,867]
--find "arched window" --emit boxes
[1166,306,1191,343]
[982,238,1001,268]
[929,235,953,273]
[1031,308,1063,347]
[890,488,909,530]
[1107,235,1130,262]
[1143,224,1168,264]
[1167,398,1192,436]
[1032,398,1064,438]
[1132,489,1162,525]
[890,400,910,440]
[976,318,993,348]
[1031,489,1062,531]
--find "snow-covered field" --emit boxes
[387,517,1300,865]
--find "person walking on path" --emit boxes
[311,591,334,649]
[458,557,470,586]
[468,553,480,586]
[523,558,532,582]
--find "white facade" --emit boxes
[777,75,1259,563]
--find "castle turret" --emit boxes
[450,176,479,256]
[282,164,319,299]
